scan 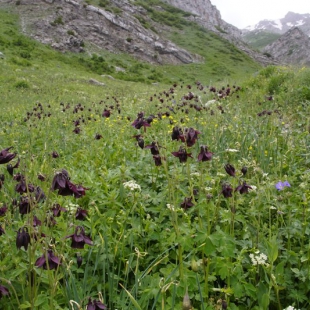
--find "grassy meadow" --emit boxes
[0,4,310,310]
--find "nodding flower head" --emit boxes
[172,146,193,163]
[0,147,16,164]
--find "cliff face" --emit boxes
[163,0,274,66]
[263,27,310,66]
[1,0,201,65]
[0,0,274,66]
[163,0,241,37]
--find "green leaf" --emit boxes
[19,302,32,309]
[203,236,216,256]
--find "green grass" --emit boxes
[0,4,310,310]
[243,30,281,50]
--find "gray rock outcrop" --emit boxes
[263,27,310,66]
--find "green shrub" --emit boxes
[51,16,64,26]
[14,80,30,89]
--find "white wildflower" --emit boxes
[205,187,213,192]
[270,206,277,210]
[190,172,200,177]
[284,306,300,310]
[166,204,175,211]
[225,148,239,152]
[249,251,269,267]
[123,180,141,191]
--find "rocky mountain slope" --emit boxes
[163,0,274,65]
[263,27,310,66]
[0,0,274,66]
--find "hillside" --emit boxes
[0,0,275,82]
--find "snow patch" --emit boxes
[286,22,293,27]
[272,19,282,30]
[296,20,305,26]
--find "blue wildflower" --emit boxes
[275,181,291,190]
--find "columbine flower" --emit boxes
[275,181,291,190]
[0,147,16,164]
[235,181,252,194]
[180,127,201,147]
[51,204,67,217]
[19,196,32,215]
[172,146,192,163]
[66,226,93,249]
[153,155,164,166]
[16,227,31,250]
[145,141,160,155]
[221,183,233,198]
[0,205,8,217]
[102,109,111,118]
[77,254,83,268]
[75,207,88,220]
[123,180,141,191]
[224,164,236,177]
[51,169,88,198]
[7,158,20,176]
[0,285,9,299]
[241,166,247,176]
[197,145,213,161]
[51,151,59,158]
[131,112,151,131]
[86,298,107,310]
[35,249,61,270]
[180,197,194,210]
[171,126,182,141]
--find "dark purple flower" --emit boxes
[224,164,236,177]
[221,183,233,198]
[95,133,102,140]
[102,109,111,118]
[172,146,192,163]
[15,179,35,194]
[145,141,160,155]
[131,112,151,131]
[0,285,9,299]
[51,151,59,158]
[171,126,182,141]
[7,158,20,176]
[73,127,81,134]
[0,205,7,217]
[75,207,88,220]
[180,128,201,147]
[51,204,67,217]
[77,254,83,268]
[241,166,247,176]
[16,227,31,250]
[0,147,16,164]
[37,173,46,181]
[86,298,107,310]
[32,215,42,227]
[235,181,252,194]
[153,155,164,166]
[35,249,61,270]
[197,145,213,162]
[35,186,46,202]
[137,137,144,149]
[51,169,88,198]
[19,196,32,215]
[66,226,93,249]
[181,197,194,210]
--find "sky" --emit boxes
[210,0,310,29]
